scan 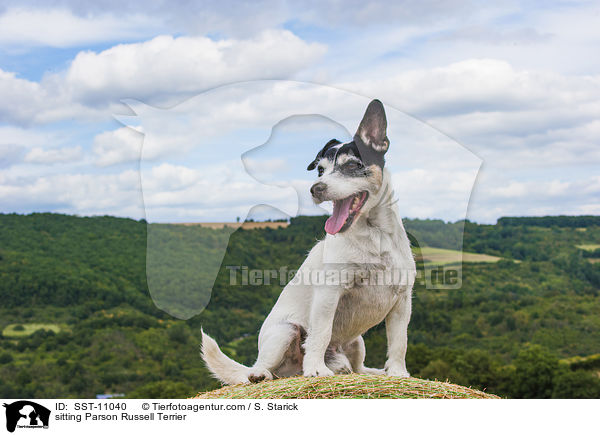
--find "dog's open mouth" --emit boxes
[325,191,369,235]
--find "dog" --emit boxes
[201,99,416,384]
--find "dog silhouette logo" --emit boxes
[3,401,50,433]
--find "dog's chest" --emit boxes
[330,243,408,341]
[321,223,413,343]
[332,279,402,343]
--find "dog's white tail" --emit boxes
[200,329,250,385]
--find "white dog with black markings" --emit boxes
[201,100,416,384]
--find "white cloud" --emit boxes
[436,25,553,46]
[64,30,326,105]
[344,59,600,119]
[243,158,288,175]
[0,169,144,216]
[0,1,481,43]
[0,68,45,124]
[0,157,296,221]
[0,30,326,125]
[0,125,52,147]
[294,0,477,27]
[144,163,203,193]
[0,125,74,167]
[468,174,600,222]
[24,146,82,164]
[392,168,480,220]
[92,127,144,166]
[0,8,159,48]
[0,67,114,125]
[341,59,600,193]
[0,144,25,168]
[140,161,298,221]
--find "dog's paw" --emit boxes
[384,361,410,378]
[385,365,410,378]
[303,364,334,378]
[247,368,273,383]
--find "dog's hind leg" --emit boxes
[248,322,303,383]
[343,336,385,375]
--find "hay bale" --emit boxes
[193,374,500,399]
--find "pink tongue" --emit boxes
[325,196,354,235]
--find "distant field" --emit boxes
[415,246,503,266]
[2,323,61,338]
[576,244,600,251]
[172,222,289,230]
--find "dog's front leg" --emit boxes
[384,291,412,378]
[303,287,341,377]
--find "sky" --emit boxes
[0,0,599,223]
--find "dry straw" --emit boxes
[194,374,500,399]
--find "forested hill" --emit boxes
[0,213,599,399]
[497,215,600,227]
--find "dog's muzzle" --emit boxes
[310,182,327,200]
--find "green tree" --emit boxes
[511,345,561,398]
[0,353,13,364]
[552,370,600,399]
[167,323,188,344]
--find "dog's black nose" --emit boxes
[310,182,326,197]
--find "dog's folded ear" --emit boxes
[307,139,341,170]
[355,99,389,154]
[307,161,317,170]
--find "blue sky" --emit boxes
[0,1,599,223]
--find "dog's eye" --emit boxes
[318,167,324,176]
[346,161,362,170]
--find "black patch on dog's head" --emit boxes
[336,154,369,177]
[307,99,390,172]
[307,139,341,170]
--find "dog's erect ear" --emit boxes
[307,139,341,170]
[354,99,389,154]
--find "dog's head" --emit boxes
[307,99,390,235]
